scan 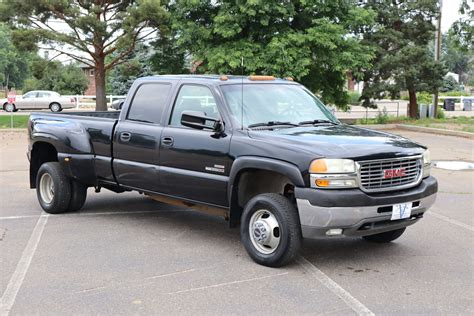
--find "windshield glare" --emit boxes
[220,84,337,128]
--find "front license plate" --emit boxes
[391,202,412,220]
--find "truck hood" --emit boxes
[247,124,426,160]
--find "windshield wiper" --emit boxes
[248,121,298,129]
[298,119,339,126]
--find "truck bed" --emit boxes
[32,110,121,120]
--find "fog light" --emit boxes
[326,228,343,236]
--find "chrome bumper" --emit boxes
[297,193,437,238]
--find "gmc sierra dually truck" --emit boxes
[28,75,437,267]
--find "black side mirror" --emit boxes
[181,111,224,132]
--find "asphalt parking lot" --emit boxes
[0,130,473,315]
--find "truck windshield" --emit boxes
[220,84,338,128]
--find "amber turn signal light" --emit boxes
[248,75,275,81]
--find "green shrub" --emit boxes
[348,91,361,105]
[436,106,445,119]
[375,108,389,124]
[440,91,471,97]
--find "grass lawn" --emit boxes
[0,115,29,129]
[356,116,474,133]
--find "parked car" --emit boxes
[27,75,437,267]
[1,90,75,112]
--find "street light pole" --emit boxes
[432,0,442,118]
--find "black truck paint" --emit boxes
[28,75,437,267]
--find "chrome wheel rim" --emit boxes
[51,104,60,112]
[249,209,281,254]
[39,173,54,204]
[6,104,13,112]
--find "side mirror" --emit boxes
[181,111,224,132]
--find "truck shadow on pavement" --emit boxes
[74,192,413,268]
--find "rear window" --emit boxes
[127,83,171,124]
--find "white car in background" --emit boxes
[1,90,76,112]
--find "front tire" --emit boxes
[362,228,406,243]
[36,162,71,214]
[240,193,302,267]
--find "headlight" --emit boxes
[309,159,357,188]
[309,159,356,174]
[422,150,431,178]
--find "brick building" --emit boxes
[80,64,96,95]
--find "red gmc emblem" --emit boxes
[384,168,406,179]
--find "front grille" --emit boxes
[358,156,422,192]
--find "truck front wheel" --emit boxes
[36,162,72,214]
[362,228,406,243]
[240,193,302,267]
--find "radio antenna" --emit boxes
[240,56,244,130]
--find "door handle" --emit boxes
[161,136,174,146]
[120,132,131,142]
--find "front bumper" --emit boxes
[295,176,438,238]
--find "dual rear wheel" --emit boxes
[36,162,87,214]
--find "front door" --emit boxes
[113,82,173,192]
[159,84,231,207]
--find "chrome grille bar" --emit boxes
[357,155,423,192]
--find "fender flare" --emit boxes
[227,156,305,226]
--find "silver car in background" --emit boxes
[1,90,76,112]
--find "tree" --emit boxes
[23,57,89,94]
[440,75,460,93]
[107,43,154,95]
[360,1,445,118]
[451,0,473,52]
[171,1,375,109]
[0,23,30,92]
[442,29,473,85]
[0,0,169,111]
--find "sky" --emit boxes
[441,0,464,33]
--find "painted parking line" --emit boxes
[429,212,474,232]
[165,272,289,295]
[0,210,185,221]
[297,257,374,316]
[0,213,49,316]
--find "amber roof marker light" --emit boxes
[248,75,275,81]
[219,75,229,81]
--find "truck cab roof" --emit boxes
[135,75,298,86]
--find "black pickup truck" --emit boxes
[28,75,437,267]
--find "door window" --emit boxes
[127,83,171,124]
[37,92,50,98]
[170,85,219,127]
[23,92,37,99]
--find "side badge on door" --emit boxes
[205,164,225,173]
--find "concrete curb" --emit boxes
[356,124,474,139]
[0,128,26,133]
[395,124,474,139]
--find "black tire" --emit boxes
[3,103,16,112]
[362,228,406,243]
[50,102,62,112]
[36,162,71,214]
[68,179,88,212]
[240,193,302,267]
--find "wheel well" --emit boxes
[30,142,58,188]
[229,169,295,226]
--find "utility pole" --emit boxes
[432,0,442,118]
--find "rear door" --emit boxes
[36,92,51,109]
[159,84,232,207]
[113,82,173,192]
